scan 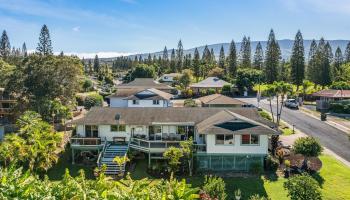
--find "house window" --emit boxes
[111,125,126,132]
[149,126,162,134]
[153,100,160,105]
[132,100,139,105]
[177,126,187,135]
[241,134,259,145]
[215,134,234,145]
[85,125,98,137]
[135,126,143,132]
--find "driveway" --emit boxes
[237,97,350,163]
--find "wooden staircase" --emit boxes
[98,144,129,175]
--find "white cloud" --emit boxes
[60,52,136,59]
[27,50,136,59]
[72,26,80,32]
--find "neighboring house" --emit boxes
[107,78,174,107]
[69,107,278,173]
[312,89,350,110]
[197,94,246,107]
[159,73,181,83]
[125,88,173,107]
[190,77,231,94]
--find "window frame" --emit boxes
[110,125,126,132]
[153,100,160,105]
[215,134,234,145]
[85,125,99,137]
[241,134,260,146]
[132,100,140,105]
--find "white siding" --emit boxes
[110,97,128,107]
[98,125,131,141]
[76,125,85,137]
[206,134,268,154]
[127,100,170,107]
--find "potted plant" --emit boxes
[284,160,291,178]
[235,189,242,200]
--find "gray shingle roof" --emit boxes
[108,78,174,98]
[69,107,277,135]
[197,94,245,105]
[124,88,173,101]
[190,77,231,88]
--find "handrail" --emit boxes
[70,137,102,146]
[97,137,108,167]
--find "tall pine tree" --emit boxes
[218,45,226,69]
[176,40,184,72]
[290,30,305,89]
[265,29,281,83]
[253,42,264,70]
[345,42,350,63]
[240,36,251,68]
[307,39,318,82]
[314,38,332,87]
[227,40,237,78]
[162,46,169,70]
[93,55,100,72]
[170,48,176,72]
[22,42,27,57]
[36,24,53,55]
[333,47,343,81]
[193,48,201,80]
[210,48,215,65]
[0,30,11,58]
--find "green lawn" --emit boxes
[48,150,350,200]
[131,155,350,200]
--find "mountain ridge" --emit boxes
[101,39,350,62]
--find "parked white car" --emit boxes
[284,99,299,109]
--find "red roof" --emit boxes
[312,89,350,98]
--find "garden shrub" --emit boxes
[221,84,232,96]
[258,110,272,121]
[84,93,103,109]
[184,99,197,107]
[265,155,279,172]
[330,100,350,114]
[207,88,216,95]
[202,175,227,200]
[250,162,263,174]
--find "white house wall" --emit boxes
[98,125,131,141]
[206,134,268,154]
[110,97,128,107]
[127,100,170,107]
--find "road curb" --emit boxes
[299,107,350,134]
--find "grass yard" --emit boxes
[48,148,350,200]
[130,155,350,200]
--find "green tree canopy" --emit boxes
[293,137,323,157]
[284,173,322,200]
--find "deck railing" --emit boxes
[130,137,207,152]
[130,137,182,149]
[0,108,12,114]
[70,137,103,146]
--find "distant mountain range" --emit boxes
[101,39,350,62]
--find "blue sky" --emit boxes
[1,0,350,58]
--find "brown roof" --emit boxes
[196,110,278,135]
[69,107,277,135]
[190,77,231,88]
[124,88,173,101]
[312,89,350,98]
[197,94,245,105]
[108,78,174,98]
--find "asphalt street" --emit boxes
[238,97,350,162]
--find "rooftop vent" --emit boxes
[115,114,121,121]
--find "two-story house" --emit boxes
[69,107,278,173]
[107,78,174,107]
